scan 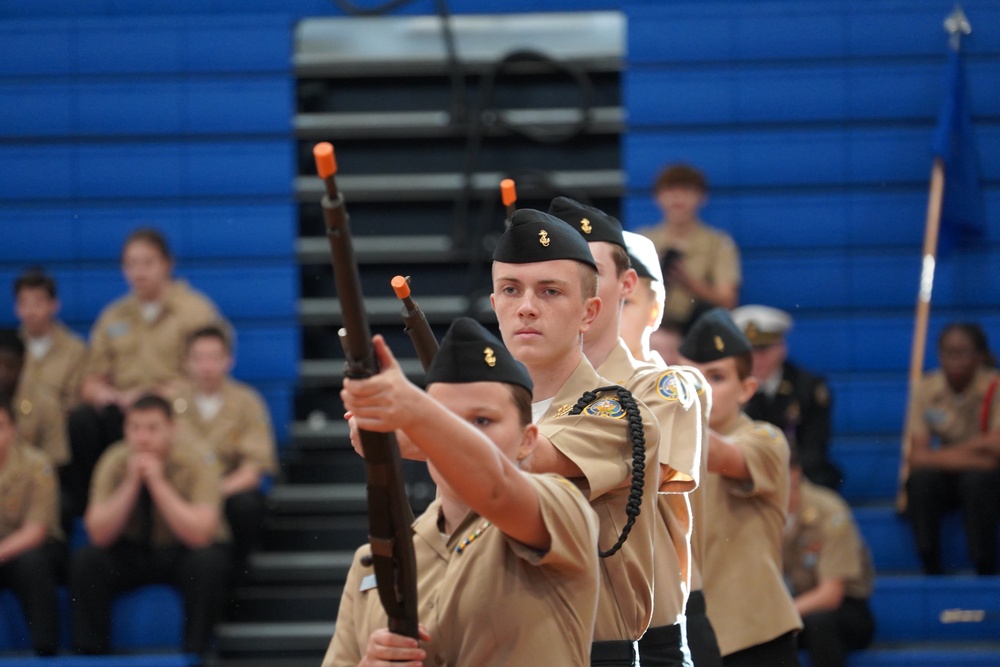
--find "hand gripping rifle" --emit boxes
[391,276,439,372]
[313,142,419,640]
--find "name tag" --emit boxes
[359,574,377,592]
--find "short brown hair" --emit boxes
[507,384,533,427]
[734,351,753,381]
[14,268,57,299]
[653,164,708,194]
[122,228,173,263]
[611,244,631,278]
[187,325,232,353]
[129,394,173,421]
[578,264,599,300]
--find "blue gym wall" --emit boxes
[1,0,997,451]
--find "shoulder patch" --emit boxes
[655,369,695,408]
[584,397,625,419]
[106,321,130,338]
[752,422,781,441]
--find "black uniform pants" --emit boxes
[226,489,266,576]
[722,631,800,667]
[0,540,66,656]
[65,403,124,517]
[70,541,231,655]
[637,621,685,666]
[685,589,723,667]
[907,467,1000,575]
[797,597,875,667]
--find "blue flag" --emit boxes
[931,46,988,251]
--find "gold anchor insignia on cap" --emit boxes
[714,335,725,352]
[19,399,33,416]
[580,218,592,234]
[484,347,496,367]
[745,321,759,341]
[538,230,551,247]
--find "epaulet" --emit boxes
[583,395,626,419]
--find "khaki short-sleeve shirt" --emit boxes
[89,441,227,546]
[537,357,660,642]
[909,367,1000,445]
[20,322,87,412]
[0,440,63,542]
[14,382,69,466]
[702,414,801,656]
[784,480,875,600]
[172,379,278,477]
[636,221,741,325]
[323,473,600,667]
[83,280,221,392]
[597,340,706,626]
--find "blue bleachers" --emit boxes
[0,586,184,655]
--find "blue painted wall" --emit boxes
[1,0,998,444]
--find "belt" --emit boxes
[590,638,636,665]
[685,589,707,617]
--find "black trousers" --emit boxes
[70,541,231,655]
[638,621,685,666]
[65,403,124,517]
[0,540,66,656]
[722,631,800,667]
[590,638,637,666]
[226,489,266,577]
[685,589,723,667]
[907,467,1000,575]
[797,597,875,667]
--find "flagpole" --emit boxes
[896,5,971,513]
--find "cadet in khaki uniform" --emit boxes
[906,322,1000,575]
[14,269,88,412]
[0,330,68,467]
[67,228,222,520]
[172,325,277,572]
[621,231,724,667]
[550,197,708,666]
[327,318,600,666]
[0,398,66,656]
[679,309,802,666]
[70,394,230,657]
[491,209,661,666]
[635,164,741,334]
[784,453,875,667]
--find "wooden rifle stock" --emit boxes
[313,142,419,640]
[391,276,439,372]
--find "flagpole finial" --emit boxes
[944,5,971,51]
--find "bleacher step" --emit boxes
[871,576,1000,642]
[855,505,984,573]
[297,234,459,265]
[213,622,333,654]
[245,551,354,585]
[293,169,623,203]
[227,585,342,623]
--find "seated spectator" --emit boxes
[619,231,667,366]
[172,325,277,575]
[70,394,230,656]
[635,164,741,336]
[0,329,68,468]
[14,268,87,413]
[731,305,840,489]
[67,228,222,520]
[906,322,1000,575]
[784,448,875,667]
[0,395,66,657]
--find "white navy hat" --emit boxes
[730,305,793,347]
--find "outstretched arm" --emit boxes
[343,336,549,551]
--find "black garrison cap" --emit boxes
[547,196,626,249]
[425,317,533,394]
[679,308,752,363]
[493,208,597,271]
